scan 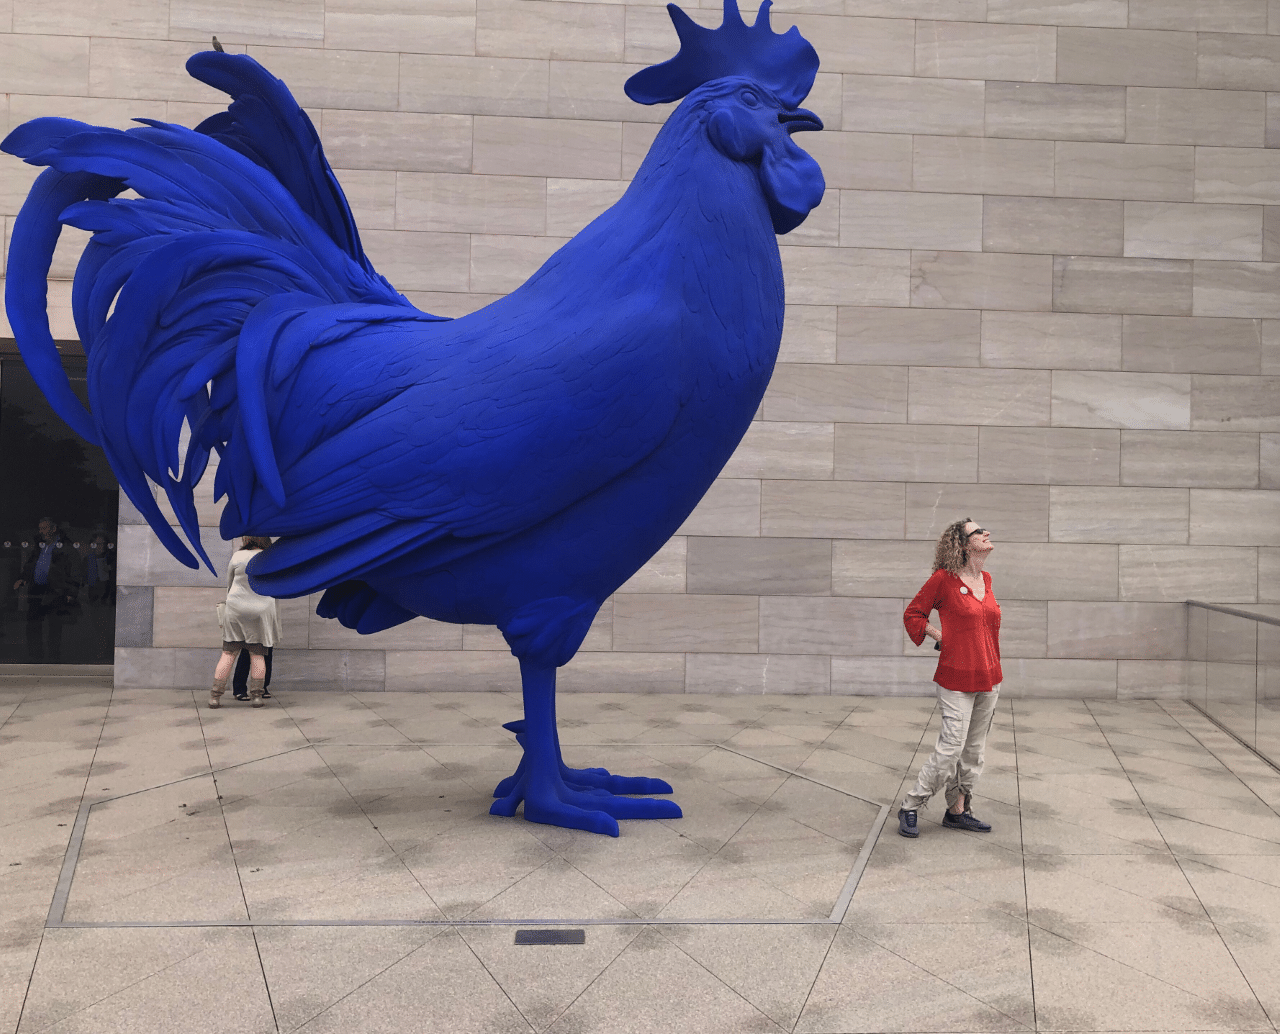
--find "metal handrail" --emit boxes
[1186,600,1280,628]
[1185,600,1279,773]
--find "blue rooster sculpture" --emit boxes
[2,0,825,835]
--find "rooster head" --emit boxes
[625,0,825,235]
[704,79,824,234]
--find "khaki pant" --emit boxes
[901,684,1000,812]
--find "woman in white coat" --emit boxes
[209,536,281,708]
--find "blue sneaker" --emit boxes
[942,809,991,832]
[897,808,918,838]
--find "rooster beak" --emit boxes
[778,109,823,134]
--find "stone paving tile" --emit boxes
[459,924,641,1032]
[290,928,530,1033]
[18,928,274,1034]
[545,926,785,1034]
[656,924,837,1031]
[1028,923,1271,1031]
[797,924,1033,1033]
[2,684,1279,1033]
[254,925,445,1032]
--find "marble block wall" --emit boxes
[4,0,1280,697]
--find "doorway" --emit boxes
[0,351,119,664]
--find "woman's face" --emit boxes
[964,522,993,555]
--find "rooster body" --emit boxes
[3,4,824,834]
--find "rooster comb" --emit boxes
[624,0,819,109]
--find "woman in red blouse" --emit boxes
[898,518,1001,839]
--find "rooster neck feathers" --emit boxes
[516,88,784,381]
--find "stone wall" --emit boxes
[3,0,1280,697]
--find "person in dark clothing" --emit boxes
[81,533,115,604]
[232,646,272,701]
[13,517,79,662]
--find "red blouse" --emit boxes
[903,569,1002,693]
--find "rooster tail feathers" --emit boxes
[0,52,415,573]
[186,51,377,278]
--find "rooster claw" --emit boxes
[563,769,674,795]
[494,720,675,798]
[490,770,681,834]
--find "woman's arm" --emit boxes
[903,570,945,646]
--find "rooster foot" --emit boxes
[494,719,675,798]
[490,767,682,836]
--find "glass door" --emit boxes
[0,354,119,663]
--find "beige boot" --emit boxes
[249,676,266,708]
[209,677,228,709]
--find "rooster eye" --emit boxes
[741,90,760,107]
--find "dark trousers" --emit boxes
[25,596,65,662]
[232,646,273,696]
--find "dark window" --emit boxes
[1,351,119,663]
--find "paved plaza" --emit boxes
[1,677,1279,1034]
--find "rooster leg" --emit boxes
[489,660,682,834]
[493,719,674,797]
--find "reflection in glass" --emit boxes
[1,356,119,663]
[1204,610,1257,749]
[1258,623,1280,768]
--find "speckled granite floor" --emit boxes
[1,678,1278,1034]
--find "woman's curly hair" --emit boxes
[241,535,273,551]
[933,518,975,574]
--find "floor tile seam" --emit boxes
[829,804,891,923]
[450,925,539,1033]
[529,924,665,1032]
[866,869,1028,925]
[1033,711,1274,1020]
[457,853,625,927]
[1025,917,1254,1012]
[844,925,1036,1032]
[1012,728,1120,753]
[9,927,47,1034]
[62,858,253,925]
[216,769,363,811]
[637,745,805,915]
[303,739,453,921]
[715,745,885,808]
[19,936,225,1034]
[39,684,119,938]
[648,924,793,1034]
[283,692,418,746]
[413,742,520,802]
[1177,854,1280,893]
[196,702,260,937]
[1145,805,1280,849]
[630,739,720,773]
[797,743,911,781]
[1111,746,1236,776]
[1163,703,1280,817]
[1036,706,1179,855]
[87,746,317,808]
[282,928,447,1033]
[529,836,661,928]
[1109,735,1244,778]
[246,926,282,1034]
[651,813,833,923]
[222,797,400,856]
[502,923,642,1033]
[1159,847,1280,1031]
[1007,701,1040,1034]
[1034,873,1219,924]
[1013,744,1131,775]
[0,701,26,736]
